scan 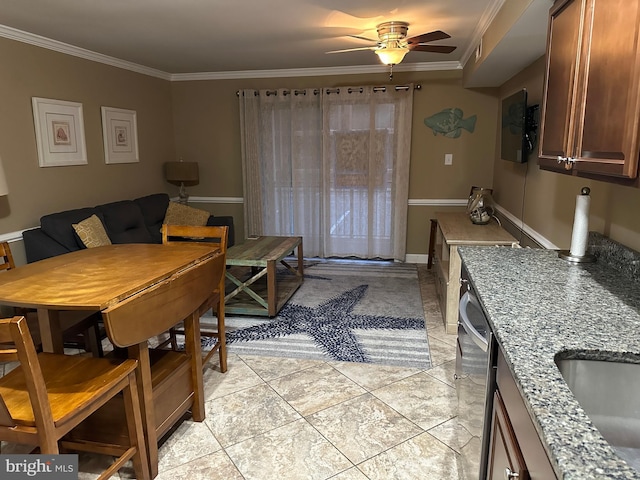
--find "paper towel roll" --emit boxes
[569,192,590,257]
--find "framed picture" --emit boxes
[101,106,139,164]
[32,97,88,167]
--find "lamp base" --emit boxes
[178,183,189,205]
[558,250,596,263]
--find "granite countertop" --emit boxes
[458,244,640,479]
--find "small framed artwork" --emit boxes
[32,97,88,167]
[101,106,139,164]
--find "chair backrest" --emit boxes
[162,224,228,253]
[0,316,53,429]
[0,241,16,272]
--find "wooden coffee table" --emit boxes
[224,236,303,317]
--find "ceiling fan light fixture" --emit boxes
[375,46,409,66]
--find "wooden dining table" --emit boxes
[0,243,225,478]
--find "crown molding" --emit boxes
[460,0,507,68]
[169,61,462,82]
[0,24,171,80]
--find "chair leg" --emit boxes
[217,296,227,373]
[39,436,60,455]
[83,323,103,357]
[169,327,178,351]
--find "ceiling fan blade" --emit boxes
[326,46,377,54]
[410,44,457,54]
[348,34,379,42]
[406,30,451,45]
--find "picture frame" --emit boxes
[101,106,139,164]
[32,97,88,167]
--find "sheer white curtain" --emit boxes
[322,86,413,260]
[239,85,413,261]
[239,88,323,255]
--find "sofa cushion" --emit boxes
[72,214,112,248]
[40,207,103,251]
[134,193,170,244]
[163,202,210,226]
[96,200,153,244]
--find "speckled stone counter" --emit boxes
[458,245,640,479]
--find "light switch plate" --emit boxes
[445,153,453,165]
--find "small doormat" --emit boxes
[201,260,431,369]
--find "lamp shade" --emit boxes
[0,157,8,196]
[164,161,199,186]
[375,47,409,65]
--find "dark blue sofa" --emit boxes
[22,193,235,263]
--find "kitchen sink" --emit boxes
[555,357,640,471]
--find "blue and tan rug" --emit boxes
[201,260,431,369]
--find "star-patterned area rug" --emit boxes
[201,260,431,369]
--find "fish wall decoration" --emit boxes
[424,108,477,138]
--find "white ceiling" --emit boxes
[0,0,551,84]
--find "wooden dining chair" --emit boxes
[0,241,15,272]
[0,315,150,480]
[161,224,229,372]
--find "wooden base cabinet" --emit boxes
[487,390,529,480]
[486,349,557,479]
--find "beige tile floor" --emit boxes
[2,266,461,480]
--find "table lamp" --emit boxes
[0,157,8,196]
[164,160,198,204]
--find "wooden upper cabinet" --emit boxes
[539,0,640,180]
[538,0,583,164]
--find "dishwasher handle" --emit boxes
[459,291,489,352]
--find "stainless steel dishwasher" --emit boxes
[455,265,497,480]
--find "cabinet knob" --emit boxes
[504,467,519,479]
[564,158,574,170]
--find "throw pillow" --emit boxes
[72,214,112,248]
[163,201,210,226]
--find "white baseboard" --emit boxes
[406,253,429,264]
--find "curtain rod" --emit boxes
[236,84,421,96]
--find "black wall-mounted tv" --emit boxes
[500,89,537,163]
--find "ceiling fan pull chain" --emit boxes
[389,64,394,81]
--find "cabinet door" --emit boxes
[573,0,640,178]
[539,0,640,179]
[538,0,584,167]
[487,390,530,480]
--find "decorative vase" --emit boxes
[467,187,495,225]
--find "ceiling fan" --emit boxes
[327,21,457,78]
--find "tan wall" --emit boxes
[15,33,629,261]
[171,70,499,254]
[494,56,640,252]
[0,38,175,239]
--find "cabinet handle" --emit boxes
[556,156,575,170]
[504,467,519,479]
